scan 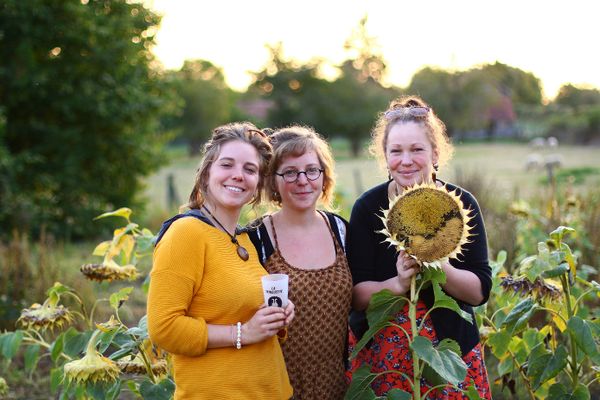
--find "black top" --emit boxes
[347,180,492,355]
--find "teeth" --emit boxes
[225,186,243,193]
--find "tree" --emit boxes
[554,84,600,110]
[167,60,234,155]
[0,0,167,238]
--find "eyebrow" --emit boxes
[217,157,259,168]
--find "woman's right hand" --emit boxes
[394,250,419,294]
[241,305,287,345]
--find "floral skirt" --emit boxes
[347,301,491,399]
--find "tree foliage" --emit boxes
[0,0,167,238]
[164,60,234,155]
[250,23,392,156]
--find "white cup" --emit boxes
[261,274,289,307]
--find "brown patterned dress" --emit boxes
[264,213,353,400]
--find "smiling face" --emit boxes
[276,150,323,212]
[206,140,260,212]
[386,121,438,188]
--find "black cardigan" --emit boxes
[346,180,492,356]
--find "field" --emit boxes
[144,142,600,221]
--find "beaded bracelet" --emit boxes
[235,322,242,350]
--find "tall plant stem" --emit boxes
[409,275,421,400]
[561,274,580,388]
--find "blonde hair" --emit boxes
[187,122,272,210]
[369,95,454,171]
[267,125,336,210]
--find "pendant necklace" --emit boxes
[202,205,249,261]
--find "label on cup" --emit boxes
[261,273,288,307]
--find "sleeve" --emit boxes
[346,198,378,285]
[452,190,492,305]
[147,219,209,356]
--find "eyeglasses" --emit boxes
[384,106,430,120]
[275,167,323,183]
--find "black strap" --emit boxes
[153,209,211,246]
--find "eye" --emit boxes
[283,170,298,179]
[244,166,258,174]
[306,167,320,174]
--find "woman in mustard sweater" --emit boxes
[147,122,295,400]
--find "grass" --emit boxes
[143,141,600,223]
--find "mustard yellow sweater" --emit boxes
[147,217,292,400]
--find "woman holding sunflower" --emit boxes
[347,96,492,398]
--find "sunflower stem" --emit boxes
[409,274,421,400]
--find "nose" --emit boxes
[400,152,413,165]
[231,166,244,181]
[295,171,309,184]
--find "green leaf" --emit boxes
[345,365,379,400]
[522,328,546,352]
[411,336,467,386]
[50,332,65,362]
[490,250,507,278]
[421,340,460,388]
[1,330,23,360]
[139,378,176,400]
[386,388,411,400]
[136,234,155,254]
[567,316,600,364]
[500,297,537,335]
[560,242,577,278]
[549,226,575,243]
[350,318,395,359]
[463,384,484,400]
[350,290,406,358]
[50,367,63,394]
[497,356,513,376]
[94,207,132,221]
[63,328,92,358]
[365,290,406,327]
[421,266,447,285]
[110,287,134,310]
[542,263,570,278]
[432,284,473,324]
[527,343,568,390]
[98,329,120,353]
[548,382,590,400]
[93,241,112,256]
[24,344,40,373]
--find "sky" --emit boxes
[146,0,600,100]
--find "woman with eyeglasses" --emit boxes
[346,96,492,398]
[147,122,294,399]
[249,126,353,400]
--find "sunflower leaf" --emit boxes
[432,284,473,324]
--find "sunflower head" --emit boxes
[80,259,138,282]
[379,182,473,268]
[63,330,120,384]
[117,354,168,376]
[499,276,562,303]
[17,302,73,331]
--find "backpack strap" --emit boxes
[153,209,211,246]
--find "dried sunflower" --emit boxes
[117,354,168,376]
[500,276,562,302]
[17,299,74,332]
[80,259,138,282]
[379,182,473,268]
[63,330,120,384]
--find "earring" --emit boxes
[432,163,439,182]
